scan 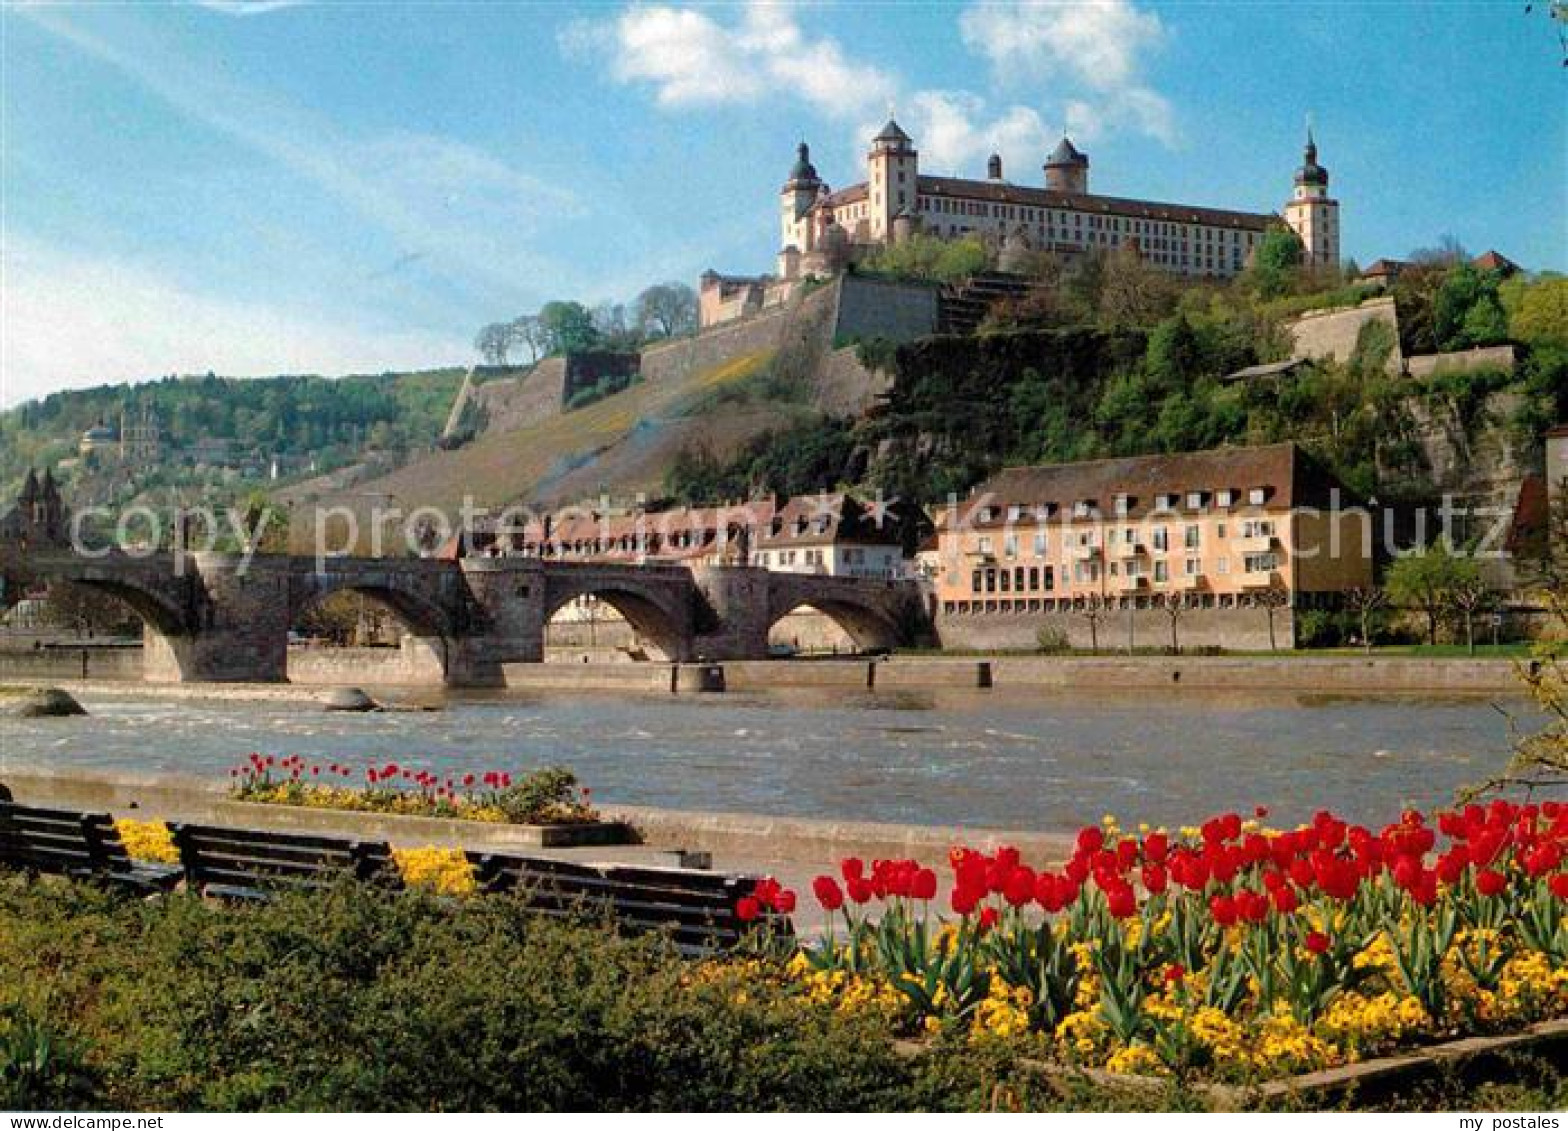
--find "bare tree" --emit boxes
[1252,584,1292,652]
[1449,576,1497,656]
[474,322,513,366]
[1076,593,1109,655]
[634,282,698,339]
[1159,591,1197,653]
[1343,587,1389,655]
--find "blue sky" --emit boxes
[3,1,1564,404]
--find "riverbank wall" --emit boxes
[0,650,1529,694]
[0,766,1071,868]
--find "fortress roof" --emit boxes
[916,174,1275,230]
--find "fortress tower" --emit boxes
[1283,129,1340,271]
[866,118,917,242]
[1043,137,1089,194]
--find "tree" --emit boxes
[1384,542,1482,645]
[1343,586,1389,654]
[38,582,138,638]
[634,283,698,339]
[474,323,512,366]
[1075,594,1109,655]
[537,301,600,355]
[1252,583,1292,651]
[1507,276,1568,346]
[1250,226,1304,299]
[1097,245,1176,329]
[509,315,547,364]
[1448,575,1497,656]
[1159,591,1197,652]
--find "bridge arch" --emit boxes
[766,596,903,654]
[287,574,459,684]
[541,581,690,662]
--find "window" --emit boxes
[978,536,993,555]
[1114,493,1130,516]
[971,570,983,593]
[999,569,1011,592]
[1003,534,1018,558]
[1033,532,1048,556]
[1151,527,1168,552]
[1015,567,1027,591]
[1185,558,1200,576]
[1186,491,1205,510]
[1042,566,1055,592]
[1217,523,1227,538]
[1217,558,1229,575]
[1242,520,1275,538]
[1073,500,1093,518]
[1184,524,1200,549]
[1155,493,1174,510]
[985,568,997,592]
[1006,504,1022,522]
[1028,567,1040,591]
[1154,561,1169,583]
[1248,487,1267,506]
[1244,553,1279,573]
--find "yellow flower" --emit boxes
[392,846,475,894]
[1105,1042,1165,1076]
[114,819,178,864]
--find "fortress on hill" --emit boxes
[700,120,1339,329]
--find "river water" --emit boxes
[0,686,1532,833]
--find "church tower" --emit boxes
[1283,129,1340,271]
[867,118,917,243]
[779,142,822,261]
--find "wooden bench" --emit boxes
[466,851,792,955]
[0,800,181,894]
[170,822,401,902]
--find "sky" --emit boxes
[2,1,1564,406]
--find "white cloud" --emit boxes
[904,92,1055,175]
[960,0,1164,91]
[960,0,1177,147]
[190,1,306,14]
[566,1,896,120]
[0,238,466,406]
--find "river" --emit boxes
[0,686,1532,832]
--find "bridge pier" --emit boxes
[145,556,292,683]
[689,565,772,660]
[446,556,548,686]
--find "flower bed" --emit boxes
[755,800,1568,1085]
[228,754,598,826]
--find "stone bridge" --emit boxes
[0,549,932,686]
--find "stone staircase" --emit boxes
[937,271,1045,335]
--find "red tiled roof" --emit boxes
[954,443,1356,528]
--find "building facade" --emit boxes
[931,443,1372,622]
[776,122,1340,281]
[453,493,914,580]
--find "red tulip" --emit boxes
[846,877,873,904]
[1141,862,1168,895]
[1164,963,1186,984]
[1143,832,1169,864]
[812,875,844,911]
[1475,869,1507,898]
[951,886,979,916]
[1209,894,1237,928]
[775,889,796,915]
[1549,873,1568,901]
[1270,885,1299,915]
[1076,826,1105,855]
[841,857,865,883]
[736,896,760,922]
[977,906,999,933]
[912,868,938,901]
[1105,884,1136,919]
[1305,930,1330,955]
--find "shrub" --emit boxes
[1034,625,1071,654]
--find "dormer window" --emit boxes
[1248,487,1267,506]
[1114,494,1132,516]
[1216,489,1235,508]
[1006,504,1023,522]
[1073,500,1094,519]
[1185,491,1206,510]
[1155,493,1175,510]
[978,506,996,523]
